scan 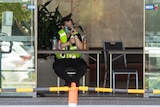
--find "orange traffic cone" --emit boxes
[68,82,78,107]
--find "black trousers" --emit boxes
[53,58,87,84]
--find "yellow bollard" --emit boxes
[68,82,78,107]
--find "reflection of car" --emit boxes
[1,41,32,70]
[2,50,25,70]
[12,42,32,61]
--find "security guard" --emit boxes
[53,18,87,86]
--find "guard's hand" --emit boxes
[69,27,76,35]
[69,36,76,44]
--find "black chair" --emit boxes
[102,41,138,89]
[57,67,86,87]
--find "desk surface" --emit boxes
[108,49,143,54]
[38,50,102,54]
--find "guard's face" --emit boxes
[64,20,73,33]
[64,20,73,27]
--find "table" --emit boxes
[38,50,102,87]
[108,49,143,88]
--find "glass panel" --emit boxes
[145,0,160,96]
[0,0,36,96]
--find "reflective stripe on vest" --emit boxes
[58,29,67,43]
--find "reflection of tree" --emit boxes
[0,3,31,36]
[145,3,160,33]
[149,76,160,90]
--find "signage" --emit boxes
[145,4,158,10]
[22,4,36,10]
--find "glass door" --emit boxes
[145,0,160,97]
[0,0,37,97]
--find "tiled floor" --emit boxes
[0,94,160,105]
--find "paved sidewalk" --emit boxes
[0,95,160,105]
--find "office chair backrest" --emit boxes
[103,41,127,69]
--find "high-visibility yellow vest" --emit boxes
[55,29,81,59]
